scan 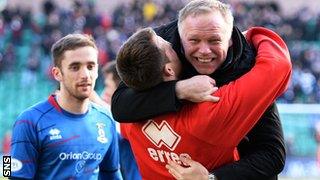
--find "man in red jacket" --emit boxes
[116,27,291,179]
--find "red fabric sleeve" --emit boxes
[120,124,128,139]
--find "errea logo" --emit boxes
[49,128,62,140]
[142,120,181,151]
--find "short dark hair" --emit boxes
[116,28,167,91]
[51,34,97,68]
[102,61,121,87]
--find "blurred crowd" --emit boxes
[0,0,319,103]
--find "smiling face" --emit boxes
[179,11,232,75]
[52,46,98,101]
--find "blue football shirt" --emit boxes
[10,95,122,179]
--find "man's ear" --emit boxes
[163,63,174,77]
[52,67,62,81]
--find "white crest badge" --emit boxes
[49,128,62,140]
[96,122,108,143]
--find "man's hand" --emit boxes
[176,75,220,102]
[165,154,209,180]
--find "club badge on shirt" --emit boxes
[49,128,62,140]
[96,122,108,143]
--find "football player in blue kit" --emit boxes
[10,34,122,179]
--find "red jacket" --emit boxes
[121,27,291,180]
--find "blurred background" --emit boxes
[0,0,319,179]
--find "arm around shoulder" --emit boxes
[246,27,291,72]
[111,81,182,122]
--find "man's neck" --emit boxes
[56,91,89,114]
[163,74,178,82]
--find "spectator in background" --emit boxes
[143,0,158,22]
[10,34,122,179]
[21,56,40,87]
[100,61,142,180]
[101,61,121,104]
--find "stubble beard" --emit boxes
[65,84,91,102]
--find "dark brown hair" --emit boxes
[51,34,97,68]
[116,28,167,91]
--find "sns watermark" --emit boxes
[2,155,11,177]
